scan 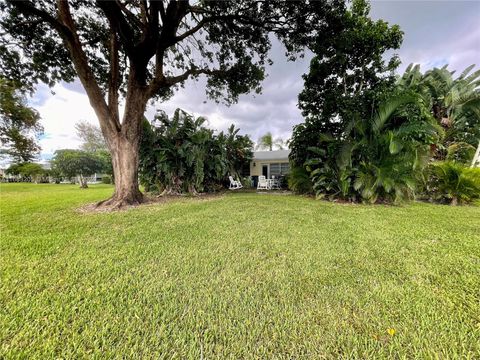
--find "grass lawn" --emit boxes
[1,183,479,358]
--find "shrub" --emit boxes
[446,142,476,165]
[139,109,253,195]
[101,175,113,184]
[288,166,313,194]
[428,161,480,205]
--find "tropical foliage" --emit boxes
[303,93,442,202]
[446,142,476,165]
[292,0,402,166]
[290,20,479,205]
[397,63,480,152]
[139,109,253,195]
[427,162,480,205]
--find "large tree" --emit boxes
[0,78,43,162]
[0,0,345,208]
[291,0,402,166]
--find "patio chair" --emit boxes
[257,175,269,190]
[228,176,243,190]
[270,175,280,190]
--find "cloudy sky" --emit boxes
[28,1,480,163]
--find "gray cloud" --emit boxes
[371,0,480,72]
[146,38,310,143]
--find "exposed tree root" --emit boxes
[78,192,223,213]
[94,191,144,210]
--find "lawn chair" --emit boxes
[257,175,269,190]
[228,176,243,190]
[270,175,280,190]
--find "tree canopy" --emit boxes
[0,78,43,162]
[256,132,285,151]
[75,120,108,153]
[291,0,403,166]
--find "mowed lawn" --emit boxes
[1,184,479,358]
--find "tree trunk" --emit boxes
[79,175,88,189]
[96,135,143,209]
[450,196,458,206]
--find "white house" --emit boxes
[249,150,290,180]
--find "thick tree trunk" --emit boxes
[97,135,143,209]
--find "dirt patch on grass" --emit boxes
[76,193,225,213]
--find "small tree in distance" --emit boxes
[256,132,285,151]
[75,120,107,153]
[51,149,103,189]
[6,162,45,183]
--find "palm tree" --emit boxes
[256,132,285,151]
[308,92,442,203]
[398,64,480,148]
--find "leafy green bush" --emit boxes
[428,161,480,205]
[101,175,112,184]
[446,142,476,165]
[288,166,313,194]
[295,93,441,203]
[241,176,253,189]
[139,109,253,195]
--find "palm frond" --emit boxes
[372,93,416,133]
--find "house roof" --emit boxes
[253,150,290,161]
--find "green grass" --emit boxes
[1,183,479,358]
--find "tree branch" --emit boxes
[55,0,120,136]
[115,0,145,31]
[6,0,69,38]
[147,66,224,98]
[96,0,136,59]
[175,18,207,42]
[108,30,120,124]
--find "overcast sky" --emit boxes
[28,1,480,163]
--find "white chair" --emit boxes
[229,176,243,190]
[270,175,280,189]
[257,175,269,190]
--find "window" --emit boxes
[281,163,290,174]
[270,162,290,176]
[270,163,280,176]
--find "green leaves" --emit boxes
[429,161,480,204]
[139,109,253,194]
[372,93,416,133]
[0,78,43,162]
[51,149,103,180]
